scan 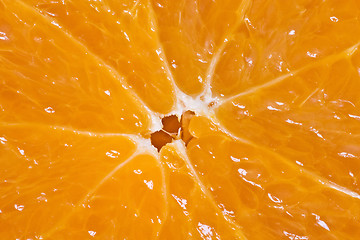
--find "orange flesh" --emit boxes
[1,0,360,239]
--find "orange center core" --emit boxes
[150,111,195,151]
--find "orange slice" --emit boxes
[1,0,360,239]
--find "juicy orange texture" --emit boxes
[1,0,360,239]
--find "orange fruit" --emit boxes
[1,0,360,239]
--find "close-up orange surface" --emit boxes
[1,0,360,239]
